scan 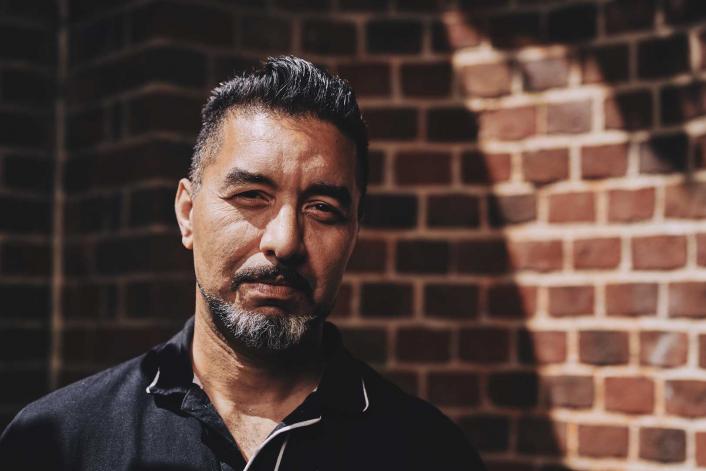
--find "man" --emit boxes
[0,56,485,470]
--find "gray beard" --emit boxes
[198,283,317,352]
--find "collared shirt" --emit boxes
[0,318,485,471]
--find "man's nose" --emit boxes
[259,205,305,264]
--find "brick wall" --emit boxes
[6,0,706,469]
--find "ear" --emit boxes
[175,178,194,250]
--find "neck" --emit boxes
[191,302,325,421]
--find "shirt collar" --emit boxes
[146,317,370,415]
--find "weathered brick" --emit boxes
[0,240,51,277]
[605,377,654,414]
[459,328,510,364]
[606,283,658,316]
[509,240,563,272]
[487,12,542,48]
[548,192,595,223]
[638,34,690,79]
[364,107,417,140]
[1,68,52,107]
[522,148,569,185]
[608,188,655,222]
[697,431,706,467]
[426,107,477,142]
[302,19,356,55]
[605,0,655,33]
[427,194,480,228]
[547,100,592,134]
[427,372,479,406]
[274,0,330,10]
[541,375,594,409]
[3,154,53,193]
[581,143,628,179]
[605,90,653,130]
[517,417,566,455]
[240,16,291,52]
[345,238,387,273]
[461,151,512,183]
[62,326,176,366]
[64,281,118,319]
[367,149,385,185]
[582,44,629,84]
[488,372,538,408]
[670,282,706,317]
[434,12,482,50]
[459,62,512,98]
[458,415,510,453]
[360,283,413,318]
[547,3,597,43]
[518,330,566,364]
[396,327,451,363]
[640,132,688,174]
[578,425,628,458]
[661,81,706,125]
[95,234,192,275]
[366,20,422,54]
[394,150,451,186]
[520,58,569,91]
[125,279,194,320]
[337,62,390,97]
[579,330,629,365]
[64,193,121,235]
[549,286,594,317]
[574,237,621,270]
[339,327,387,364]
[0,110,50,149]
[0,23,52,64]
[639,428,686,463]
[361,194,417,229]
[665,183,706,219]
[640,331,688,367]
[487,194,536,226]
[698,233,706,266]
[396,239,450,274]
[666,381,706,416]
[380,369,417,396]
[338,0,389,11]
[0,195,52,234]
[456,239,509,274]
[632,235,686,270]
[664,0,706,25]
[126,92,202,138]
[401,61,451,97]
[479,106,537,141]
[128,186,174,228]
[424,283,479,319]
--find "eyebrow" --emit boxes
[302,183,352,211]
[220,168,277,192]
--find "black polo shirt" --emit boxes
[0,318,485,470]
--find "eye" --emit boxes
[230,190,269,207]
[305,201,346,223]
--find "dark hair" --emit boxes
[190,56,368,213]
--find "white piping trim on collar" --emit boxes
[361,378,370,412]
[242,417,321,471]
[274,435,289,471]
[145,368,160,394]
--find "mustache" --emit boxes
[230,265,312,294]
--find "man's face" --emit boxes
[176,110,359,350]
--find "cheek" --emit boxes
[306,225,357,291]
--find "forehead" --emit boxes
[205,110,357,188]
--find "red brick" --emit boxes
[424,283,479,319]
[640,132,689,174]
[339,327,387,363]
[522,148,569,184]
[241,16,291,52]
[337,62,391,97]
[427,372,480,406]
[367,149,385,185]
[701,334,706,367]
[608,188,655,222]
[517,416,566,455]
[549,286,594,317]
[360,283,413,317]
[400,61,451,98]
[660,81,706,125]
[347,238,386,273]
[573,237,621,270]
[394,150,451,185]
[461,151,512,183]
[547,3,597,43]
[541,375,594,409]
[459,62,511,98]
[666,381,706,417]
[95,234,192,275]
[641,331,688,367]
[64,282,117,320]
[581,143,628,179]
[362,194,417,229]
[605,0,656,33]
[547,100,592,134]
[487,12,542,48]
[581,44,629,84]
[396,239,450,274]
[380,369,418,396]
[670,282,706,317]
[639,428,686,463]
[364,107,417,140]
[606,283,658,316]
[488,372,538,408]
[487,283,537,318]
[666,183,706,219]
[579,330,629,365]
[605,89,653,130]
[366,19,422,54]
[487,194,536,226]
[437,11,482,49]
[396,327,451,363]
[458,415,510,453]
[632,235,686,270]
[459,328,510,364]
[666,0,706,25]
[517,330,566,364]
[330,283,351,318]
[548,192,595,223]
[578,425,628,458]
[456,239,509,274]
[62,326,175,365]
[426,107,477,142]
[427,194,480,228]
[697,234,706,266]
[509,240,563,272]
[638,34,690,79]
[0,240,51,276]
[605,377,654,414]
[479,106,537,141]
[520,57,569,91]
[697,431,706,467]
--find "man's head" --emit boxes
[175,56,367,353]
